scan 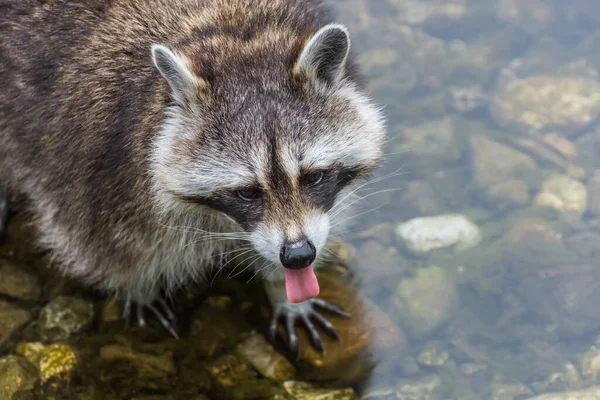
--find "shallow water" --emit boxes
[3,0,600,399]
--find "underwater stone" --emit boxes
[586,170,600,217]
[236,333,296,382]
[526,386,600,400]
[534,174,587,216]
[491,382,533,400]
[395,213,481,255]
[39,344,79,388]
[396,375,442,400]
[283,381,356,400]
[38,296,94,342]
[0,355,38,400]
[0,300,31,347]
[0,259,41,302]
[15,342,46,367]
[390,266,459,337]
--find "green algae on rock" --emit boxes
[39,344,79,392]
[38,296,94,342]
[0,355,38,400]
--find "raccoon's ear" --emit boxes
[294,24,350,88]
[152,44,201,105]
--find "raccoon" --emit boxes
[0,0,386,351]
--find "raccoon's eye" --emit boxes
[303,171,325,187]
[236,187,262,202]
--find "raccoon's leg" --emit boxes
[265,280,350,355]
[0,186,7,242]
[122,294,179,339]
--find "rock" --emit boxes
[360,387,396,400]
[327,239,356,266]
[0,355,38,400]
[531,363,584,394]
[208,353,289,400]
[581,346,600,382]
[534,174,587,216]
[15,342,45,367]
[490,69,600,136]
[0,259,41,302]
[491,382,533,400]
[283,381,355,400]
[417,342,449,368]
[446,85,488,114]
[485,179,530,208]
[526,387,600,400]
[38,296,94,342]
[99,344,175,391]
[395,214,481,255]
[236,333,295,382]
[586,170,600,217]
[290,270,406,383]
[391,266,459,337]
[518,265,600,338]
[496,0,556,34]
[355,223,396,246]
[353,240,406,286]
[396,375,442,400]
[39,344,79,389]
[0,300,31,346]
[469,136,537,188]
[398,117,462,165]
[400,181,444,217]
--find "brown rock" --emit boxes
[236,333,295,382]
[0,259,41,302]
[0,300,31,347]
[290,270,406,383]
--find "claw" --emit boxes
[269,298,348,355]
[120,295,179,339]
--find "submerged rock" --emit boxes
[15,341,46,367]
[396,375,442,400]
[446,84,489,114]
[396,214,481,255]
[490,69,600,136]
[0,300,31,346]
[534,174,587,216]
[491,382,533,400]
[485,179,530,209]
[0,259,41,302]
[283,381,356,400]
[469,135,537,189]
[236,333,295,382]
[291,270,406,383]
[391,266,458,337]
[398,117,462,165]
[0,355,38,400]
[38,296,94,342]
[39,344,79,389]
[586,170,600,217]
[526,386,600,400]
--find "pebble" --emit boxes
[396,375,442,400]
[39,344,79,387]
[38,296,94,342]
[283,381,356,400]
[526,386,600,400]
[0,300,31,346]
[534,174,587,216]
[236,333,296,382]
[0,259,41,302]
[491,382,533,400]
[396,213,481,255]
[0,355,38,400]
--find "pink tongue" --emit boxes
[284,265,320,303]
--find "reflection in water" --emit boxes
[3,0,600,399]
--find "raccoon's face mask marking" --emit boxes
[151,24,386,303]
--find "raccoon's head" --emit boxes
[150,24,385,302]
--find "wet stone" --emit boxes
[446,84,488,114]
[586,170,600,217]
[490,382,533,400]
[39,344,79,389]
[38,296,94,342]
[417,342,449,368]
[396,375,442,400]
[531,363,584,394]
[469,135,537,189]
[0,355,38,400]
[490,69,600,136]
[99,344,175,391]
[283,381,356,400]
[534,174,587,216]
[397,117,462,166]
[15,342,45,367]
[291,270,406,383]
[485,179,530,209]
[526,387,600,400]
[236,333,295,382]
[395,214,481,255]
[391,266,459,337]
[0,300,31,347]
[0,259,41,302]
[400,181,444,217]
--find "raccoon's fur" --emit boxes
[0,0,385,310]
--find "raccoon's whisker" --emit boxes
[330,204,387,229]
[251,262,277,283]
[330,168,405,215]
[228,253,263,279]
[210,248,256,286]
[329,188,403,220]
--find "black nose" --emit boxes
[280,239,316,270]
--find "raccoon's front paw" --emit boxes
[268,298,351,356]
[122,295,179,339]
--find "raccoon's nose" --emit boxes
[280,239,316,270]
